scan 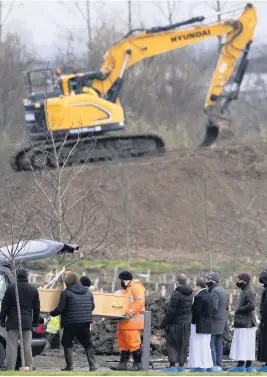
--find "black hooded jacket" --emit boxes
[160,284,193,328]
[50,284,95,328]
[0,277,40,330]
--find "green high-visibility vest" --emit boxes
[47,316,60,334]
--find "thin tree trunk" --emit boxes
[12,263,26,368]
[0,1,2,43]
[216,1,222,55]
[202,178,213,272]
[128,0,132,31]
[86,0,92,65]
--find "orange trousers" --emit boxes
[117,329,142,352]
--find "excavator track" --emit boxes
[10,134,166,172]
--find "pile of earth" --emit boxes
[90,296,233,356]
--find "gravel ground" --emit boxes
[32,349,262,372]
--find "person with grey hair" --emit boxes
[187,278,213,373]
[160,274,193,372]
[206,272,229,372]
[0,268,40,370]
[50,273,96,372]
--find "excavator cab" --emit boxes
[25,68,56,96]
[23,69,63,141]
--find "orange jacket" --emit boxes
[118,279,145,330]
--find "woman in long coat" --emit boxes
[257,270,267,372]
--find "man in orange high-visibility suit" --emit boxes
[110,270,145,371]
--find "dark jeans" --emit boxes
[62,324,92,349]
[210,334,223,367]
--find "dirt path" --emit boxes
[33,351,261,372]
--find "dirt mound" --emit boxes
[5,141,267,266]
[74,141,267,265]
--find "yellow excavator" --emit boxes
[12,3,257,171]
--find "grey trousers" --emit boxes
[6,329,33,370]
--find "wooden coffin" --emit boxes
[93,292,129,318]
[38,289,130,318]
[38,288,62,312]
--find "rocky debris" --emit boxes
[90,296,235,357]
[90,296,168,356]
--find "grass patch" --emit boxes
[74,259,207,273]
[0,372,264,376]
[26,258,259,276]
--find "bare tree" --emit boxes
[197,174,213,271]
[116,162,132,266]
[155,0,179,24]
[57,0,94,67]
[205,0,226,54]
[11,132,125,269]
[0,1,15,43]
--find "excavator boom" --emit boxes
[11,4,257,171]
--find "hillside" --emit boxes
[3,141,267,268]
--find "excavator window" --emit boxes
[68,75,96,95]
[27,69,55,95]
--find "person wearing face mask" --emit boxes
[187,278,213,373]
[110,270,145,371]
[256,270,267,372]
[160,274,193,373]
[205,272,228,372]
[228,273,257,373]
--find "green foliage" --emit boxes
[71,259,206,273]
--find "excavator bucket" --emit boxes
[200,125,219,147]
[200,117,234,147]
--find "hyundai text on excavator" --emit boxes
[11,3,257,171]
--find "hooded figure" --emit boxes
[228,273,257,373]
[205,272,229,372]
[160,274,193,372]
[256,270,267,372]
[110,270,145,372]
[0,268,40,371]
[50,273,96,372]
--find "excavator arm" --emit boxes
[47,3,257,148]
[12,4,257,172]
[81,3,256,145]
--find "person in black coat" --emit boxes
[50,273,96,372]
[160,274,193,372]
[228,273,257,373]
[256,270,267,372]
[187,278,213,372]
[0,268,40,370]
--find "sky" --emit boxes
[2,0,267,61]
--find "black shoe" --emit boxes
[85,347,97,371]
[110,351,130,371]
[61,348,73,371]
[128,349,143,371]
